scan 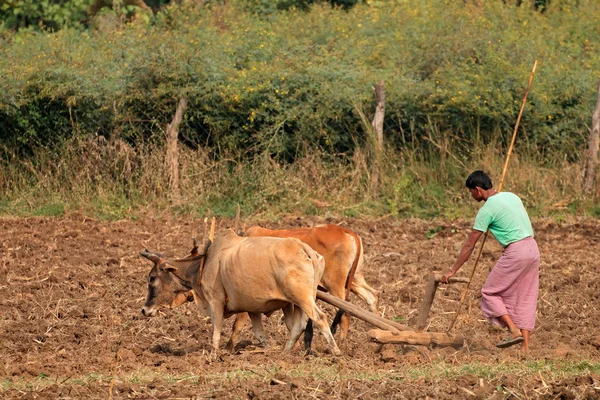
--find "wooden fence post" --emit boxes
[372,81,385,149]
[583,79,600,195]
[166,97,188,200]
[370,81,385,194]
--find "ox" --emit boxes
[141,229,341,355]
[226,224,380,347]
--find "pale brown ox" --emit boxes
[141,229,341,355]
[226,224,380,347]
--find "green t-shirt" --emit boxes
[473,192,534,247]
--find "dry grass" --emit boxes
[0,136,596,220]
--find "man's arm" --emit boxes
[441,229,484,283]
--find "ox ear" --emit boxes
[140,250,161,264]
[170,290,194,309]
[161,264,178,273]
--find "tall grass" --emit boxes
[0,135,591,220]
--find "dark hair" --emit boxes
[466,170,493,190]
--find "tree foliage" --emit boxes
[0,0,365,31]
[0,0,90,30]
[0,0,598,163]
[0,0,175,30]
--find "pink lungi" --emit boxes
[481,236,540,331]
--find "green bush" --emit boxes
[0,0,599,161]
[0,0,90,30]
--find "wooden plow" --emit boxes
[317,273,469,349]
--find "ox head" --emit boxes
[140,250,196,317]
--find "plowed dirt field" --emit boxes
[1,215,599,399]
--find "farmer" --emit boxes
[441,170,540,351]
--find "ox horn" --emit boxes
[190,237,199,256]
[196,239,212,255]
[140,250,161,264]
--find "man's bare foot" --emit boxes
[496,336,524,349]
[509,328,522,338]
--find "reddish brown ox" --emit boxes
[141,229,341,355]
[227,224,379,347]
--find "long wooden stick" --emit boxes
[234,204,241,235]
[447,60,538,333]
[197,218,215,285]
[209,217,216,241]
[316,290,408,332]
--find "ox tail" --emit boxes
[344,234,362,301]
[330,309,344,335]
[300,242,324,354]
[331,232,363,335]
[304,319,313,353]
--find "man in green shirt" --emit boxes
[441,171,540,352]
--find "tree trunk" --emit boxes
[369,81,385,194]
[90,0,152,16]
[371,81,385,149]
[583,79,600,195]
[166,98,188,199]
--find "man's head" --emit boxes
[465,170,493,202]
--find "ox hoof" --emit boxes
[224,341,235,353]
[141,307,156,317]
[329,347,342,357]
[204,349,223,363]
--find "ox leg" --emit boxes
[226,312,250,352]
[282,304,306,352]
[210,307,224,352]
[282,303,297,332]
[299,301,341,356]
[303,319,313,354]
[248,312,267,347]
[351,274,380,315]
[328,287,351,345]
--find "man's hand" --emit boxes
[440,271,455,284]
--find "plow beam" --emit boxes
[316,290,408,333]
[368,329,465,349]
